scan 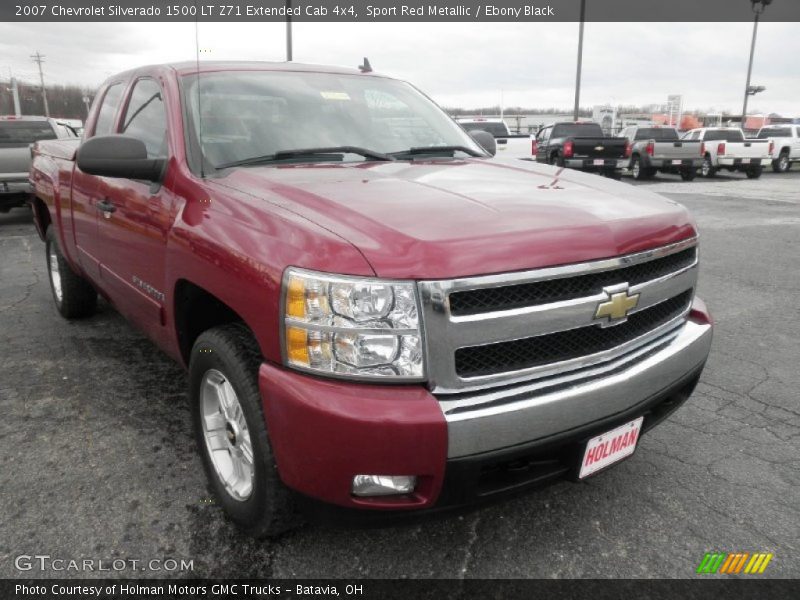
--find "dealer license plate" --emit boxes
[672,159,683,165]
[579,417,643,479]
[741,158,751,164]
[593,159,605,166]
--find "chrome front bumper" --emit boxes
[439,315,712,458]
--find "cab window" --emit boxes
[92,83,124,136]
[120,78,168,158]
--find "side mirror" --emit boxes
[77,135,165,181]
[469,130,497,156]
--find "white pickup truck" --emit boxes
[681,127,771,179]
[456,117,532,159]
[756,124,800,173]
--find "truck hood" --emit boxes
[217,158,696,279]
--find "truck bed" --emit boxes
[719,140,770,160]
[34,138,80,161]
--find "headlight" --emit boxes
[281,268,424,380]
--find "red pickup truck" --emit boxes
[30,62,712,537]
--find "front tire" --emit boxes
[45,226,97,319]
[190,323,298,538]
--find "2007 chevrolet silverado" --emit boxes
[29,62,712,537]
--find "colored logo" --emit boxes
[696,552,773,574]
[594,284,640,326]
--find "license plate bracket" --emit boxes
[579,417,644,479]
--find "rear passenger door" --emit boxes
[71,81,125,281]
[94,77,176,342]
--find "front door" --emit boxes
[536,126,551,163]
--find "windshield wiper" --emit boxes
[217,146,394,169]
[389,145,485,158]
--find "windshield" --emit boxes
[635,128,679,141]
[459,122,509,137]
[757,127,791,138]
[0,120,57,145]
[182,70,484,168]
[551,123,604,138]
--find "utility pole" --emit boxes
[11,77,21,116]
[31,51,50,117]
[573,0,586,121]
[286,0,293,61]
[741,0,772,128]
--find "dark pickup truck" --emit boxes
[533,122,628,177]
[29,61,712,537]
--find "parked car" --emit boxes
[681,127,770,179]
[756,124,800,173]
[30,61,712,537]
[1,115,76,212]
[533,122,628,178]
[456,117,532,158]
[618,126,702,181]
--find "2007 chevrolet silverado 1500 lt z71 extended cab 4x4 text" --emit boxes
[30,62,712,537]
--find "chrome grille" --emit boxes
[418,237,699,394]
[449,247,697,316]
[455,290,693,378]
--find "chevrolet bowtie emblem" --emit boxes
[594,284,640,326]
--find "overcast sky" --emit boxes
[1,21,798,115]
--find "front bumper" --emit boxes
[258,299,712,512]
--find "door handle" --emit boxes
[96,199,117,214]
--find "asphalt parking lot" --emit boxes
[1,170,798,579]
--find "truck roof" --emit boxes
[104,60,385,83]
[456,117,505,123]
[0,115,50,121]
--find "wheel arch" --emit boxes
[174,279,256,366]
[32,196,52,242]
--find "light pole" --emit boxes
[286,0,293,61]
[741,0,772,128]
[573,0,586,121]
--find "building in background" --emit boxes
[592,105,617,134]
[666,95,683,128]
